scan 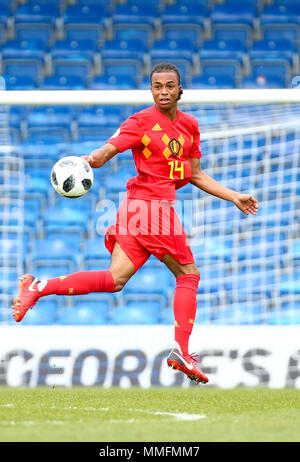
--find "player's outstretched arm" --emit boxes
[81,143,119,168]
[189,157,258,215]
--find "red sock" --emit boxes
[173,273,200,356]
[37,270,115,296]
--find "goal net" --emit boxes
[0,88,299,328]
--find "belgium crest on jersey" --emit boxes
[169,138,180,156]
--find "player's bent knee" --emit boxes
[176,264,200,278]
[112,275,131,292]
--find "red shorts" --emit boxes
[105,197,195,271]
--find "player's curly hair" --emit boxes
[150,63,183,101]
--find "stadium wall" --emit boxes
[1,325,300,389]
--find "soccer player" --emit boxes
[13,63,258,384]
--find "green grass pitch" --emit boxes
[0,387,300,442]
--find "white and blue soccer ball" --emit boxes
[51,156,94,198]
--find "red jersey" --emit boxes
[106,105,202,202]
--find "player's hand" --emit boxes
[81,151,103,168]
[81,155,94,166]
[233,193,259,215]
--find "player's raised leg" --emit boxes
[13,242,135,322]
[162,254,208,384]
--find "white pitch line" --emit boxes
[128,408,206,421]
[43,405,205,421]
[48,405,110,412]
[0,420,65,426]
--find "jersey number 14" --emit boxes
[168,160,184,180]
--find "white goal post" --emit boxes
[1,88,300,106]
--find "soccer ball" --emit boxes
[50,156,94,198]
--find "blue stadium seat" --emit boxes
[199,39,246,65]
[262,27,299,46]
[89,74,137,90]
[103,169,135,194]
[190,74,235,89]
[114,28,153,48]
[3,74,37,90]
[49,38,97,84]
[213,26,251,46]
[76,106,126,138]
[63,3,107,27]
[250,63,289,87]
[159,304,213,325]
[149,39,195,70]
[3,62,43,85]
[43,230,84,250]
[163,28,202,48]
[43,206,90,236]
[26,106,75,131]
[1,38,48,63]
[50,38,97,62]
[260,3,300,26]
[40,75,87,90]
[193,236,234,262]
[30,238,79,266]
[64,26,104,48]
[57,300,111,325]
[55,194,97,216]
[102,64,139,82]
[111,304,160,325]
[122,299,161,322]
[24,174,49,198]
[122,267,173,299]
[51,60,93,85]
[200,62,240,85]
[15,26,53,47]
[212,303,265,325]
[100,39,147,68]
[14,3,59,27]
[83,238,111,262]
[240,75,285,88]
[77,105,127,127]
[112,3,158,30]
[25,126,70,144]
[21,300,58,325]
[33,265,72,281]
[161,3,207,30]
[210,4,257,28]
[249,39,295,66]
